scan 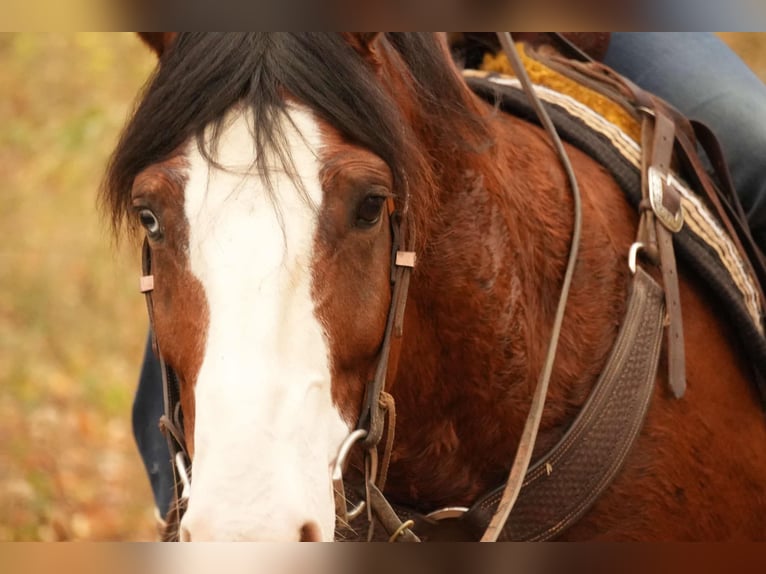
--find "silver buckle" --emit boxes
[332,429,368,523]
[648,167,684,233]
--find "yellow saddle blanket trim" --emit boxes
[481,48,642,143]
[472,47,763,334]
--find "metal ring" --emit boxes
[175,452,191,501]
[333,429,369,523]
[425,506,469,521]
[388,519,415,542]
[628,242,645,275]
[332,429,368,482]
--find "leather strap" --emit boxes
[683,121,766,306]
[478,32,584,543]
[645,111,686,398]
[140,239,191,541]
[464,267,665,540]
[358,205,415,451]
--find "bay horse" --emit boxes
[104,33,766,541]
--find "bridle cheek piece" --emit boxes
[139,187,418,541]
[140,239,192,541]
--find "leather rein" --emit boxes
[138,33,672,542]
[333,32,588,543]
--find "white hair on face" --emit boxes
[179,104,350,541]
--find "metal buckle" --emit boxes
[648,167,684,233]
[425,506,469,521]
[332,429,368,523]
[628,242,645,275]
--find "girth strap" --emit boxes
[339,268,666,541]
[642,110,686,398]
[460,268,665,540]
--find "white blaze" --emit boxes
[180,105,349,541]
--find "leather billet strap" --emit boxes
[544,50,689,398]
[639,110,686,398]
[541,48,765,317]
[545,44,765,302]
[140,239,190,541]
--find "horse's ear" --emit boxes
[342,33,383,65]
[137,33,178,58]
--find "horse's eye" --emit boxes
[138,208,162,239]
[355,195,386,228]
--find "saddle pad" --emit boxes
[463,66,766,405]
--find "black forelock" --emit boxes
[103,33,414,233]
[102,33,487,236]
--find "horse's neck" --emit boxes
[387,108,636,508]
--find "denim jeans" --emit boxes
[605,32,766,251]
[133,334,174,517]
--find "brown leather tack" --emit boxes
[646,111,686,398]
[337,268,666,542]
[467,268,665,541]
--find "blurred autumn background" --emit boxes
[0,33,765,541]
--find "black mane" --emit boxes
[103,33,485,234]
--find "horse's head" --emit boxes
[105,33,479,541]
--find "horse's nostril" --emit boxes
[299,521,322,542]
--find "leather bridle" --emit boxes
[140,241,191,539]
[139,176,419,542]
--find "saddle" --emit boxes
[460,37,766,405]
[453,33,765,284]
